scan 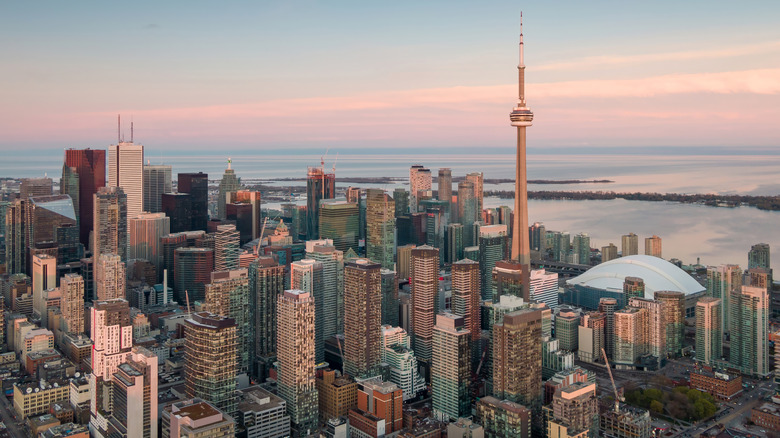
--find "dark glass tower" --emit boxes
[178,172,209,232]
[64,149,106,247]
[306,167,335,240]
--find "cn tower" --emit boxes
[509,13,533,299]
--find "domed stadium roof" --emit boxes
[566,255,705,296]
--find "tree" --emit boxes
[650,400,664,414]
[687,389,702,403]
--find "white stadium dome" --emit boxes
[566,255,705,297]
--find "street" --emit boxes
[0,394,25,437]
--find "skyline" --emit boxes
[2,1,780,151]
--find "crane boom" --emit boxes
[601,347,621,413]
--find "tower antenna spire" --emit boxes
[131,120,134,143]
[117,114,121,143]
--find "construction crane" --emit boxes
[253,216,270,257]
[601,347,623,413]
[474,343,489,377]
[332,152,339,174]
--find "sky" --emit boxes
[1,1,780,153]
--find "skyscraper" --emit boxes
[109,347,159,438]
[393,188,409,217]
[20,177,53,199]
[438,168,452,203]
[458,180,477,246]
[644,235,662,258]
[249,256,286,378]
[307,242,345,343]
[508,16,534,300]
[60,273,85,335]
[598,297,618,359]
[707,264,742,336]
[628,297,665,362]
[225,190,262,243]
[108,140,144,219]
[95,253,126,301]
[466,172,484,214]
[479,224,508,300]
[613,306,647,367]
[451,259,481,345]
[409,165,432,214]
[411,245,440,362]
[547,382,599,438]
[32,254,56,324]
[366,189,395,270]
[204,269,252,375]
[65,148,106,247]
[655,290,685,357]
[177,172,209,232]
[217,159,241,221]
[381,326,424,401]
[344,259,382,378]
[695,297,722,365]
[729,285,769,376]
[128,212,170,277]
[214,224,240,272]
[184,312,238,417]
[161,192,192,233]
[601,244,618,263]
[142,164,171,213]
[748,243,771,270]
[306,166,335,240]
[277,290,318,436]
[381,269,399,327]
[493,307,542,409]
[93,186,128,260]
[291,259,325,363]
[529,268,558,311]
[432,313,471,421]
[319,200,360,253]
[60,163,80,222]
[621,233,639,257]
[174,247,214,304]
[90,298,132,426]
[572,232,591,265]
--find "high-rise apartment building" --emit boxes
[695,297,722,365]
[555,308,581,352]
[65,149,106,247]
[547,382,599,438]
[598,298,618,359]
[93,186,128,260]
[204,269,252,375]
[644,235,662,258]
[621,233,639,257]
[142,164,171,213]
[655,290,685,357]
[380,325,424,401]
[109,347,158,438]
[344,259,382,379]
[479,225,508,300]
[601,244,618,263]
[458,180,477,245]
[451,259,480,345]
[447,224,465,264]
[530,222,546,253]
[748,243,770,270]
[577,311,606,364]
[729,285,769,376]
[476,396,532,438]
[352,378,403,434]
[128,212,170,277]
[628,297,665,362]
[707,264,742,336]
[572,232,590,265]
[214,224,240,272]
[366,189,395,270]
[217,159,241,220]
[613,306,647,368]
[432,313,471,421]
[184,312,238,417]
[277,290,318,436]
[409,165,432,214]
[291,259,325,363]
[32,254,56,318]
[438,168,452,203]
[90,298,132,427]
[466,172,484,214]
[306,166,335,240]
[108,141,144,219]
[306,241,345,348]
[493,308,542,409]
[249,256,286,377]
[553,231,571,263]
[177,172,209,232]
[530,268,558,311]
[411,245,439,362]
[623,277,645,303]
[95,253,126,301]
[492,260,525,301]
[60,273,85,335]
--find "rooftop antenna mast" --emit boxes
[130,118,134,143]
[117,114,121,143]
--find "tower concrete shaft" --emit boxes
[509,14,533,299]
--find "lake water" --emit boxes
[2,149,778,272]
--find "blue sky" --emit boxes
[1,1,779,151]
